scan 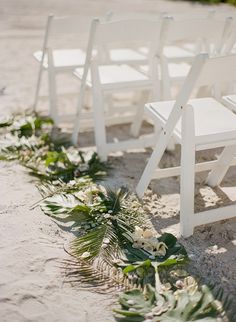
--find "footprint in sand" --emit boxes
[19,295,47,319]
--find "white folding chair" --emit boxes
[220,21,236,110]
[136,53,236,237]
[72,18,163,160]
[108,11,215,67]
[158,16,232,99]
[103,12,163,67]
[33,14,107,123]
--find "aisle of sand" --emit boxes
[0,1,236,321]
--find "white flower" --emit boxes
[127,300,135,305]
[142,229,154,238]
[103,238,110,244]
[134,226,144,237]
[175,280,184,289]
[80,251,91,259]
[155,242,168,257]
[108,210,113,214]
[132,238,145,249]
[101,243,108,249]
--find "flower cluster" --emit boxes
[128,226,168,259]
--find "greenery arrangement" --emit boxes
[0,112,231,321]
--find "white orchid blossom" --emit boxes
[126,226,168,258]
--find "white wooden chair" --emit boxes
[136,53,236,237]
[33,14,97,123]
[72,18,163,160]
[103,12,163,67]
[220,21,236,110]
[158,16,232,99]
[108,11,215,67]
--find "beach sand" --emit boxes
[0,1,236,321]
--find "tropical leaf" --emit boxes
[114,281,225,322]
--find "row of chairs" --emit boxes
[33,12,236,237]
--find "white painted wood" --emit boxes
[90,59,108,161]
[73,17,163,155]
[72,19,99,145]
[33,15,53,111]
[130,90,149,137]
[180,105,195,237]
[159,17,232,99]
[105,134,157,153]
[136,53,236,236]
[196,54,236,88]
[47,48,58,122]
[33,14,94,119]
[154,157,236,179]
[193,204,236,227]
[206,145,236,187]
[222,94,236,112]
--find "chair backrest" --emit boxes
[161,53,236,134]
[223,20,236,54]
[195,53,236,88]
[88,17,163,69]
[171,53,236,112]
[92,18,162,46]
[43,14,109,50]
[106,11,162,22]
[48,15,94,37]
[165,9,215,21]
[161,16,232,55]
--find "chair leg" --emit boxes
[180,106,195,237]
[84,88,92,108]
[130,90,149,137]
[160,59,171,100]
[166,137,176,151]
[92,86,107,162]
[136,129,170,198]
[48,68,58,123]
[33,65,43,111]
[206,145,236,187]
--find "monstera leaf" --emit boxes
[114,281,223,322]
[120,233,187,264]
[114,233,188,290]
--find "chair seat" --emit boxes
[139,45,194,62]
[140,62,191,81]
[168,62,191,80]
[163,46,195,61]
[33,49,86,69]
[222,94,236,112]
[109,48,147,63]
[74,64,151,89]
[146,97,236,146]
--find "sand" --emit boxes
[0,1,236,321]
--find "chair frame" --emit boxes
[136,53,236,237]
[159,16,233,99]
[33,14,101,122]
[72,17,163,159]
